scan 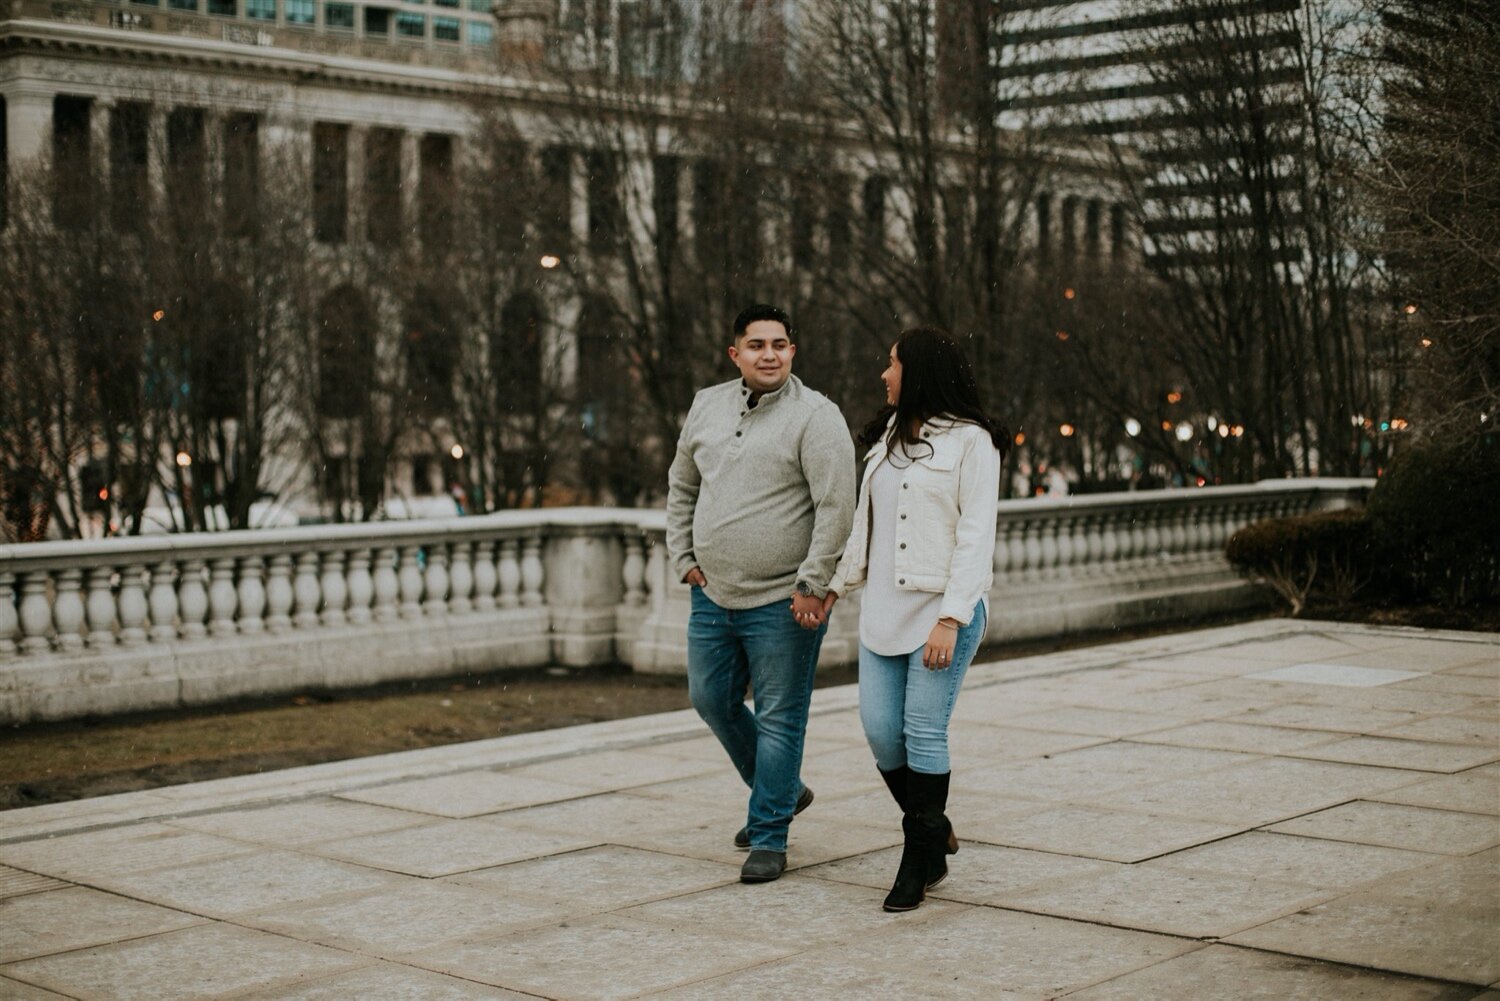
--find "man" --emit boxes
[667,303,855,883]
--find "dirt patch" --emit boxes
[1,615,1261,811]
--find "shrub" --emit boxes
[1226,509,1376,616]
[1366,434,1500,607]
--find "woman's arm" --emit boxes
[937,431,1001,625]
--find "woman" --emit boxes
[823,327,1007,912]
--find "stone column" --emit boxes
[543,526,622,666]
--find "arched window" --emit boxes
[404,286,458,415]
[185,280,251,422]
[574,295,617,441]
[316,286,375,419]
[495,292,544,417]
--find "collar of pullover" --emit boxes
[740,375,795,413]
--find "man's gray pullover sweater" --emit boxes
[667,375,855,610]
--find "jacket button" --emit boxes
[901,483,908,490]
[899,543,906,549]
[735,431,742,437]
[899,513,906,519]
[898,578,905,585]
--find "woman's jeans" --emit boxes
[687,587,825,853]
[859,603,986,776]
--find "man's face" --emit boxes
[729,319,796,394]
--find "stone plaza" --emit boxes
[0,617,1495,999]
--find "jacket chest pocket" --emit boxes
[904,441,959,496]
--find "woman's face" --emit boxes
[881,344,902,406]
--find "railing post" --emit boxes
[117,565,149,646]
[84,566,117,648]
[149,559,180,641]
[0,571,17,658]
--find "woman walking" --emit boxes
[823,327,1007,912]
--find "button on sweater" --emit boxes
[667,375,856,610]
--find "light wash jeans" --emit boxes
[858,602,986,775]
[687,587,824,852]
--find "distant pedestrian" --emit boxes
[666,303,856,883]
[822,326,1007,911]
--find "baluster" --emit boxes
[320,550,348,626]
[471,541,498,612]
[423,544,449,616]
[264,554,294,633]
[1038,517,1060,576]
[497,539,521,608]
[85,567,117,648]
[1127,511,1148,566]
[371,547,399,622]
[1005,519,1026,578]
[208,558,238,636]
[0,571,17,657]
[1098,509,1122,572]
[447,541,474,614]
[991,520,1012,579]
[237,557,266,633]
[1021,520,1043,577]
[520,536,544,606]
[178,559,209,638]
[148,560,179,641]
[346,548,374,625]
[398,545,424,619]
[644,540,664,610]
[18,571,52,653]
[117,564,149,646]
[1083,512,1104,574]
[622,533,646,606]
[292,551,321,629]
[52,569,86,651]
[1172,505,1191,557]
[1053,515,1075,577]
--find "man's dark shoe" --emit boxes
[739,849,787,883]
[734,786,814,849]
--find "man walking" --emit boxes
[667,304,855,883]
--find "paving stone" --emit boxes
[965,804,1246,862]
[0,976,78,999]
[832,905,1199,997]
[1218,634,1400,664]
[1130,721,1345,754]
[0,922,364,1001]
[623,873,961,949]
[409,914,795,999]
[1285,735,1500,773]
[234,963,534,1000]
[1148,832,1439,890]
[1267,801,1500,854]
[444,845,738,912]
[334,770,595,818]
[1310,685,1499,717]
[1066,943,1476,1000]
[0,866,68,899]
[244,879,567,956]
[1376,715,1500,746]
[806,841,1122,904]
[167,797,430,846]
[1226,702,1423,733]
[1442,659,1500,680]
[1249,663,1428,688]
[1395,674,1500,698]
[1005,863,1330,938]
[946,722,1106,762]
[0,824,254,881]
[1121,651,1285,675]
[1089,757,1430,826]
[503,748,718,792]
[1077,683,1272,719]
[646,949,1026,1001]
[627,770,766,809]
[1370,768,1500,815]
[0,887,203,963]
[1003,706,1186,738]
[967,741,1255,803]
[310,818,593,878]
[1227,890,1500,985]
[1323,642,1497,673]
[93,848,400,917]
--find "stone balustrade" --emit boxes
[0,479,1372,723]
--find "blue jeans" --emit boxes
[687,587,824,852]
[859,602,986,775]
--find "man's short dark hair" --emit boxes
[732,303,793,342]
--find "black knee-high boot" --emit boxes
[879,765,958,858]
[882,770,955,912]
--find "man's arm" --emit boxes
[666,396,703,583]
[794,404,856,596]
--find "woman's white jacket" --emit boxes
[828,419,1001,626]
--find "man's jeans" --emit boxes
[687,587,824,852]
[858,602,986,775]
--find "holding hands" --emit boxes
[923,618,960,670]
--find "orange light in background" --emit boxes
[1063,288,1076,300]
[1420,338,1433,348]
[1013,432,1026,445]
[540,255,561,269]
[97,488,109,501]
[1403,303,1418,315]
[1166,391,1183,404]
[1055,330,1070,341]
[1059,423,1076,437]
[1230,425,1245,438]
[1160,420,1173,431]
[152,309,165,322]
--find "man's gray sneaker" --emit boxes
[739,850,787,883]
[734,786,814,849]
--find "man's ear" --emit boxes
[786,343,797,360]
[727,345,740,364]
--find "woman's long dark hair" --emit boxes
[857,327,1011,460]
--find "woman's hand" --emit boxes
[821,591,839,618]
[922,618,960,670]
